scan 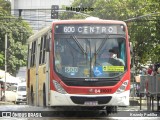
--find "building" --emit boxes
[11,0,74,32]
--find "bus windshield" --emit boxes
[54,34,127,78]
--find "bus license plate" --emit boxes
[84,101,98,106]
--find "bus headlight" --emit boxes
[115,80,129,94]
[53,80,67,94]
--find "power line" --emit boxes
[124,12,160,22]
[2,9,160,31]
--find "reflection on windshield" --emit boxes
[54,35,126,78]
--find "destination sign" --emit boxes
[55,24,125,34]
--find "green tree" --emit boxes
[0,0,10,13]
[0,0,32,75]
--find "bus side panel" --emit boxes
[38,64,47,106]
[29,67,36,105]
[27,69,30,105]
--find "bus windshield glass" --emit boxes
[54,24,127,78]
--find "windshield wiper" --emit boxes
[91,35,109,69]
[96,35,109,55]
[70,35,86,54]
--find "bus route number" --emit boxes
[65,67,78,73]
[64,26,75,33]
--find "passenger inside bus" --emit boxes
[108,48,125,65]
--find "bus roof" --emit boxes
[51,18,126,25]
[27,25,51,43]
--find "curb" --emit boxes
[0,101,14,105]
[130,100,139,106]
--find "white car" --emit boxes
[4,85,17,103]
[15,82,27,104]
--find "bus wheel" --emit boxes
[31,86,34,105]
[106,106,117,114]
[43,83,46,107]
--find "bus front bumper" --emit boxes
[49,90,129,106]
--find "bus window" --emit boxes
[30,41,36,67]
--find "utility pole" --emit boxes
[4,33,8,102]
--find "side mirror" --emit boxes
[129,42,133,54]
[129,42,134,68]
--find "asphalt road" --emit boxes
[0,103,159,120]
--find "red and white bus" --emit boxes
[27,17,131,113]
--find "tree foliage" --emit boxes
[0,0,32,75]
[63,0,160,64]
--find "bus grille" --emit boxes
[70,96,112,105]
[63,81,118,86]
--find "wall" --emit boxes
[11,0,74,32]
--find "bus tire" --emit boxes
[106,106,117,114]
[31,86,34,105]
[43,83,46,107]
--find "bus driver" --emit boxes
[99,39,125,66]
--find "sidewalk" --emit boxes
[129,97,151,106]
[130,97,140,106]
[0,100,14,105]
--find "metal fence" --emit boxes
[139,75,148,94]
[139,75,160,95]
[0,84,1,100]
[139,74,160,111]
[148,76,157,94]
[156,74,160,94]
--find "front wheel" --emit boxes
[31,86,34,105]
[15,102,19,104]
[106,106,117,114]
[43,83,46,107]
